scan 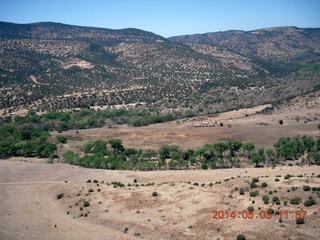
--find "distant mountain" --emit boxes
[0,22,319,115]
[169,27,320,63]
[0,21,166,43]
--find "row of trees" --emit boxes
[274,136,320,164]
[0,126,57,158]
[0,108,186,132]
[62,136,320,171]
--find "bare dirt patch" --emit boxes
[1,160,319,239]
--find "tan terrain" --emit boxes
[0,160,319,240]
[1,95,320,240]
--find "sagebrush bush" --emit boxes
[304,198,316,207]
[249,191,259,197]
[296,218,305,224]
[290,197,301,205]
[56,193,64,199]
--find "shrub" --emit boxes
[284,174,292,180]
[134,179,138,183]
[237,234,246,240]
[83,201,90,207]
[250,182,257,189]
[261,182,268,188]
[303,185,311,191]
[88,188,94,193]
[152,192,158,197]
[252,178,259,183]
[56,135,67,144]
[268,208,274,214]
[290,197,301,205]
[250,191,259,197]
[272,196,280,203]
[86,179,91,183]
[296,218,305,224]
[247,206,254,212]
[239,188,245,195]
[56,193,64,199]
[304,198,316,207]
[93,180,98,183]
[275,178,280,182]
[262,195,269,204]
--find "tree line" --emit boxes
[62,136,320,171]
[0,108,188,132]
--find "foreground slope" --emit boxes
[0,160,319,240]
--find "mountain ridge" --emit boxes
[0,21,319,115]
[169,26,320,63]
[0,21,166,43]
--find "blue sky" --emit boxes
[0,0,319,37]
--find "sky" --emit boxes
[0,0,319,37]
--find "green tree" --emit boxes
[227,140,242,157]
[251,153,263,167]
[142,149,157,160]
[56,135,67,144]
[63,150,77,164]
[108,139,124,154]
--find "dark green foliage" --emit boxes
[296,218,305,224]
[152,192,158,197]
[275,178,280,182]
[63,150,77,164]
[290,197,301,205]
[83,201,90,207]
[56,193,64,199]
[247,206,254,212]
[303,185,311,191]
[274,136,316,160]
[0,126,56,158]
[304,198,316,207]
[268,208,274,214]
[284,174,292,179]
[249,191,259,197]
[239,188,245,195]
[56,135,67,144]
[272,196,280,203]
[261,182,268,188]
[88,188,94,193]
[252,178,259,183]
[262,195,269,204]
[237,234,246,240]
[250,182,257,189]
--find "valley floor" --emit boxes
[0,160,319,240]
